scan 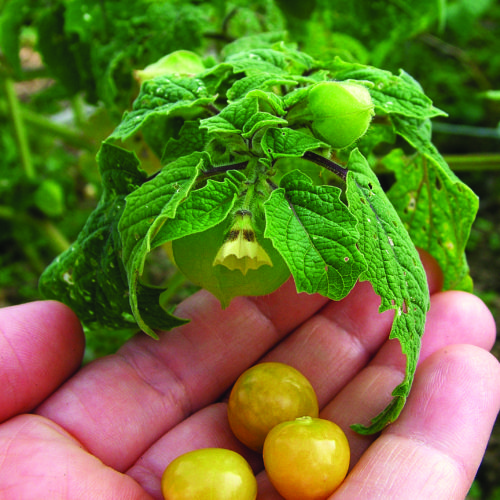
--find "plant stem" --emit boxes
[40,220,71,254]
[3,77,35,179]
[443,153,500,172]
[432,122,500,138]
[71,93,88,128]
[371,153,500,175]
[18,238,46,274]
[19,108,95,150]
[160,270,189,308]
[302,151,348,181]
[1,205,70,254]
[201,160,249,177]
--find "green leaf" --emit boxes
[386,115,478,291]
[39,143,148,331]
[224,45,314,76]
[152,171,246,247]
[261,127,328,160]
[221,32,289,58]
[197,63,234,95]
[346,149,430,434]
[62,0,210,108]
[282,85,315,109]
[200,97,259,135]
[110,76,216,141]
[161,120,209,165]
[243,112,288,139]
[246,89,287,116]
[34,179,65,218]
[200,96,287,141]
[118,151,209,336]
[264,169,365,299]
[135,50,206,82]
[227,73,298,102]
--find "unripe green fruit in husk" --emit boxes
[308,81,374,149]
[170,213,290,306]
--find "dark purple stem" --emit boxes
[302,151,348,181]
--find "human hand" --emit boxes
[0,252,498,499]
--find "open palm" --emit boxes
[0,252,498,500]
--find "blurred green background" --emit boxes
[1,0,499,497]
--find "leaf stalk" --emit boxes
[302,151,348,181]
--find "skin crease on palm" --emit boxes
[0,250,498,500]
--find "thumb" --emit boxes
[0,300,85,422]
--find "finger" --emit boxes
[418,290,496,362]
[0,414,152,500]
[127,402,262,499]
[320,290,497,465]
[0,301,84,422]
[417,248,444,294]
[36,279,328,471]
[332,345,500,499]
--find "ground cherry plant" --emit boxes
[39,34,478,434]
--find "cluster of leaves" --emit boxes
[3,0,499,125]
[0,0,500,438]
[38,34,478,433]
[0,0,287,311]
[0,0,287,113]
[276,0,500,135]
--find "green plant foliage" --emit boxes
[1,0,497,445]
[0,0,286,111]
[35,34,480,434]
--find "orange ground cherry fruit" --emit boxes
[263,416,350,500]
[227,362,319,451]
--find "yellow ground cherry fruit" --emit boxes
[263,416,350,500]
[227,362,319,451]
[161,448,257,500]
